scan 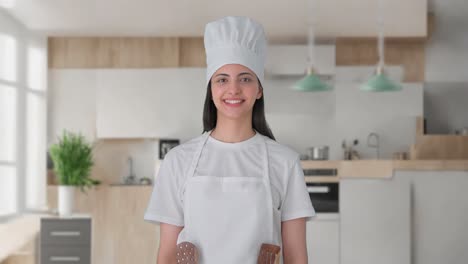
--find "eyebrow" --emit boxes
[214,72,254,78]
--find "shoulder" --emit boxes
[259,134,303,208]
[260,134,300,166]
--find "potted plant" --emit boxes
[49,130,101,216]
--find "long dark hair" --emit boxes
[202,81,276,141]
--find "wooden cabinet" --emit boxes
[96,68,206,138]
[48,37,205,69]
[46,186,160,264]
[340,177,411,264]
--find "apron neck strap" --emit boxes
[187,129,269,180]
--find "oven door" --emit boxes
[306,182,339,213]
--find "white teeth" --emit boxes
[224,100,243,104]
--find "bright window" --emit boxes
[27,45,46,91]
[0,84,16,162]
[0,33,16,82]
[0,166,17,216]
[0,18,47,219]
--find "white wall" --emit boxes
[426,0,468,82]
[423,0,468,134]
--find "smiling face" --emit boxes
[210,64,263,121]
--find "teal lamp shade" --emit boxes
[360,66,402,92]
[293,68,332,92]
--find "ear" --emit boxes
[257,86,263,99]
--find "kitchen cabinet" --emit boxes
[40,216,92,264]
[306,214,340,264]
[46,186,159,264]
[340,176,411,264]
[395,171,468,264]
[96,68,206,138]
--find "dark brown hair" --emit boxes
[202,81,276,140]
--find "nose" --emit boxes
[226,80,241,94]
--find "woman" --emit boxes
[144,16,315,264]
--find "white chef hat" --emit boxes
[204,16,267,87]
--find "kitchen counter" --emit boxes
[301,159,468,181]
[47,185,159,264]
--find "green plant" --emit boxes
[49,130,100,192]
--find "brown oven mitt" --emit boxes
[176,241,199,264]
[257,243,281,264]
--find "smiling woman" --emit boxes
[144,16,315,264]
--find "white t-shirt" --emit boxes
[144,131,315,227]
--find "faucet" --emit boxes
[367,132,380,159]
[125,156,136,184]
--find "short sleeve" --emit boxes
[143,151,184,226]
[280,155,316,222]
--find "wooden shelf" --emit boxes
[411,116,468,159]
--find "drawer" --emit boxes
[41,219,91,246]
[41,245,90,264]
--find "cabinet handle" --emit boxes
[307,186,330,193]
[50,231,81,237]
[50,256,80,262]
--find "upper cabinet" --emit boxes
[96,68,206,138]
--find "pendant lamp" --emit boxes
[293,0,332,92]
[360,0,402,92]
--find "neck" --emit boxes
[210,115,256,143]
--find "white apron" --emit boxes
[176,129,281,263]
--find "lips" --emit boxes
[223,99,245,106]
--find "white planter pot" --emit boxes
[58,185,75,217]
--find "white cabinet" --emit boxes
[340,177,411,264]
[306,214,340,264]
[396,171,468,264]
[96,68,206,138]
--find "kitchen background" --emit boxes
[1,0,468,264]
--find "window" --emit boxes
[0,15,47,220]
[0,33,18,218]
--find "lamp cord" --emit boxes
[307,0,317,69]
[377,0,385,69]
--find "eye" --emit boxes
[216,78,227,83]
[240,77,252,82]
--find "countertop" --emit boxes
[301,159,468,181]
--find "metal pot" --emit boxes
[308,146,329,160]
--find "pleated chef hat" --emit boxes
[204,16,267,87]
